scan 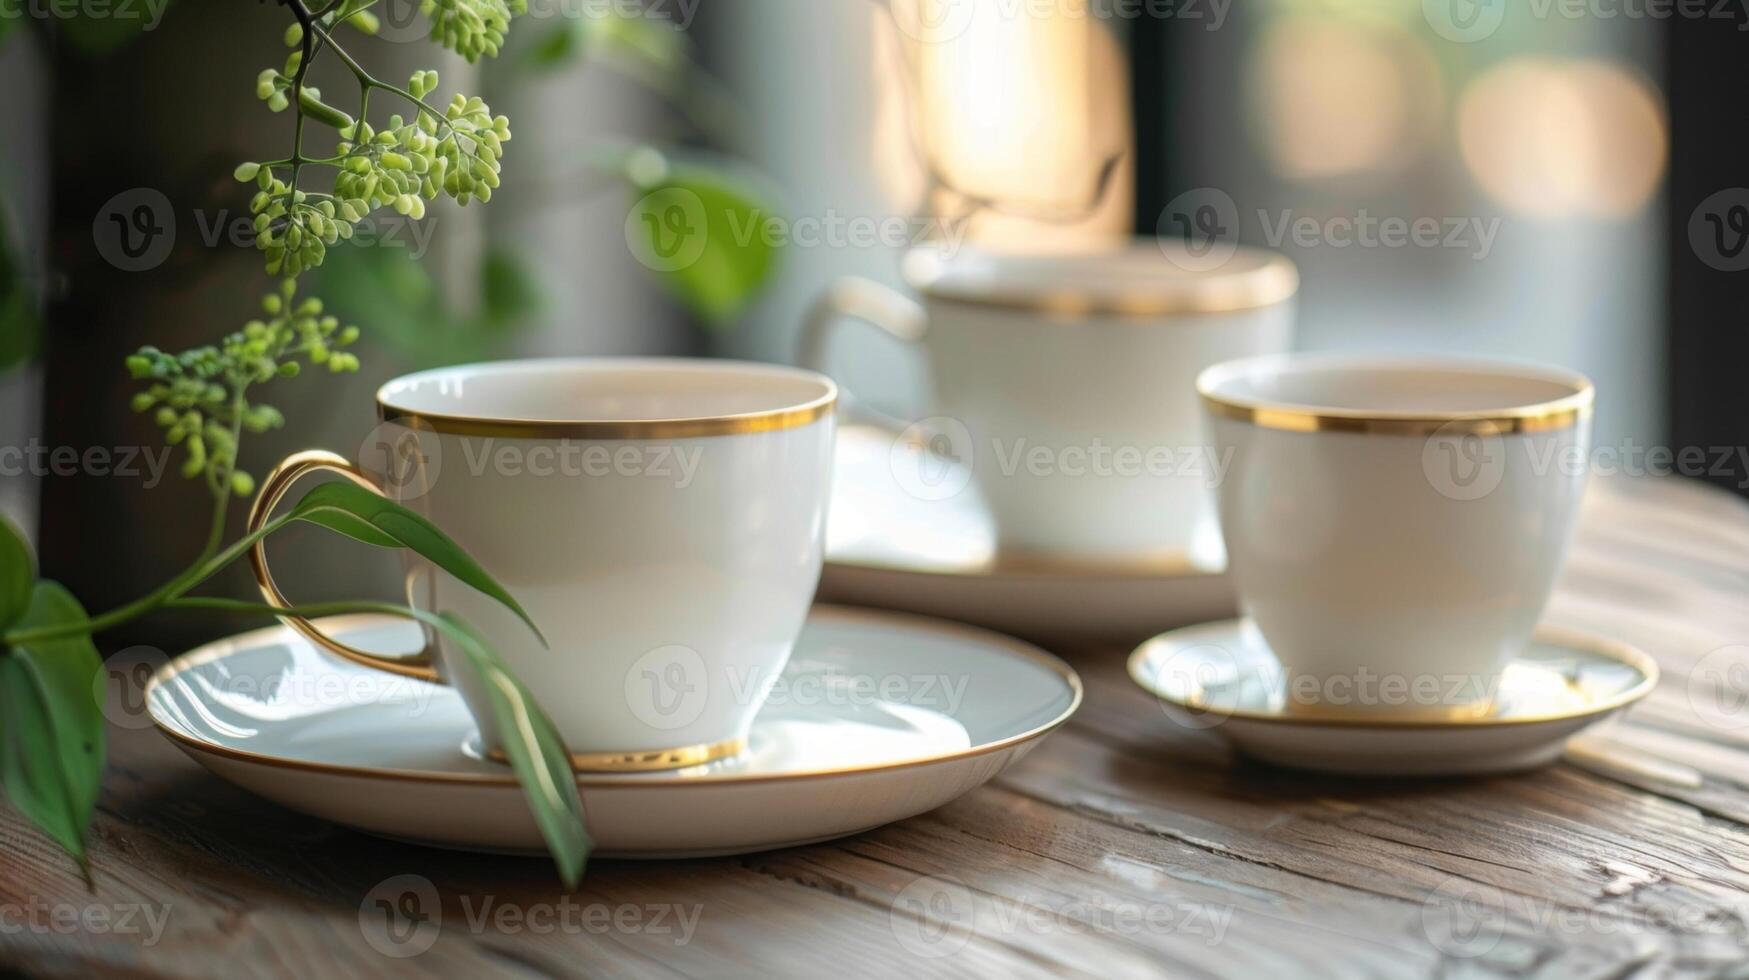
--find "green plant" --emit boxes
[0,0,591,888]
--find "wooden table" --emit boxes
[3,476,1748,978]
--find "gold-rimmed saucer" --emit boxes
[147,607,1080,858]
[1127,619,1658,776]
[820,425,1236,643]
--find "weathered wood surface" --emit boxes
[2,476,1747,978]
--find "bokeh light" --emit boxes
[1458,58,1666,219]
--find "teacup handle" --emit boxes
[245,449,443,684]
[800,276,929,433]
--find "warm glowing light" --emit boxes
[1251,18,1442,180]
[876,0,1133,244]
[1458,59,1666,219]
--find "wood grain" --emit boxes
[2,476,1747,978]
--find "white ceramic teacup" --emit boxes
[803,241,1296,561]
[1198,354,1594,718]
[248,358,837,769]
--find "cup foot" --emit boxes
[487,736,747,772]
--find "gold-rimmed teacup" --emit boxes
[1198,353,1594,720]
[247,357,837,769]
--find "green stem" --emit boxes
[0,513,295,647]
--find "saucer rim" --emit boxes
[825,547,1225,583]
[1126,619,1658,730]
[146,605,1083,788]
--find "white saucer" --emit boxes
[147,607,1081,858]
[1128,619,1658,776]
[820,425,1236,644]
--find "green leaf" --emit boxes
[0,582,106,870]
[428,611,588,887]
[290,482,545,645]
[481,252,539,328]
[526,22,583,69]
[629,164,780,327]
[0,515,32,631]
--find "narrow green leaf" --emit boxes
[0,515,33,631]
[290,482,545,645]
[430,612,588,887]
[629,165,780,327]
[0,582,106,869]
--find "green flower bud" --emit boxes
[230,470,256,498]
[234,162,261,183]
[284,22,303,47]
[278,361,300,378]
[130,392,156,412]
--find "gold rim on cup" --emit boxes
[1196,356,1595,436]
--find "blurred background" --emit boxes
[0,0,1741,650]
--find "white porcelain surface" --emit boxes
[366,358,835,757]
[806,241,1294,560]
[1128,618,1656,776]
[1202,354,1592,715]
[820,425,1236,644]
[146,608,1081,857]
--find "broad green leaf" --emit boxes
[0,515,32,631]
[0,582,106,869]
[628,164,780,327]
[429,611,588,887]
[290,482,545,645]
[481,252,539,328]
[526,22,583,69]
